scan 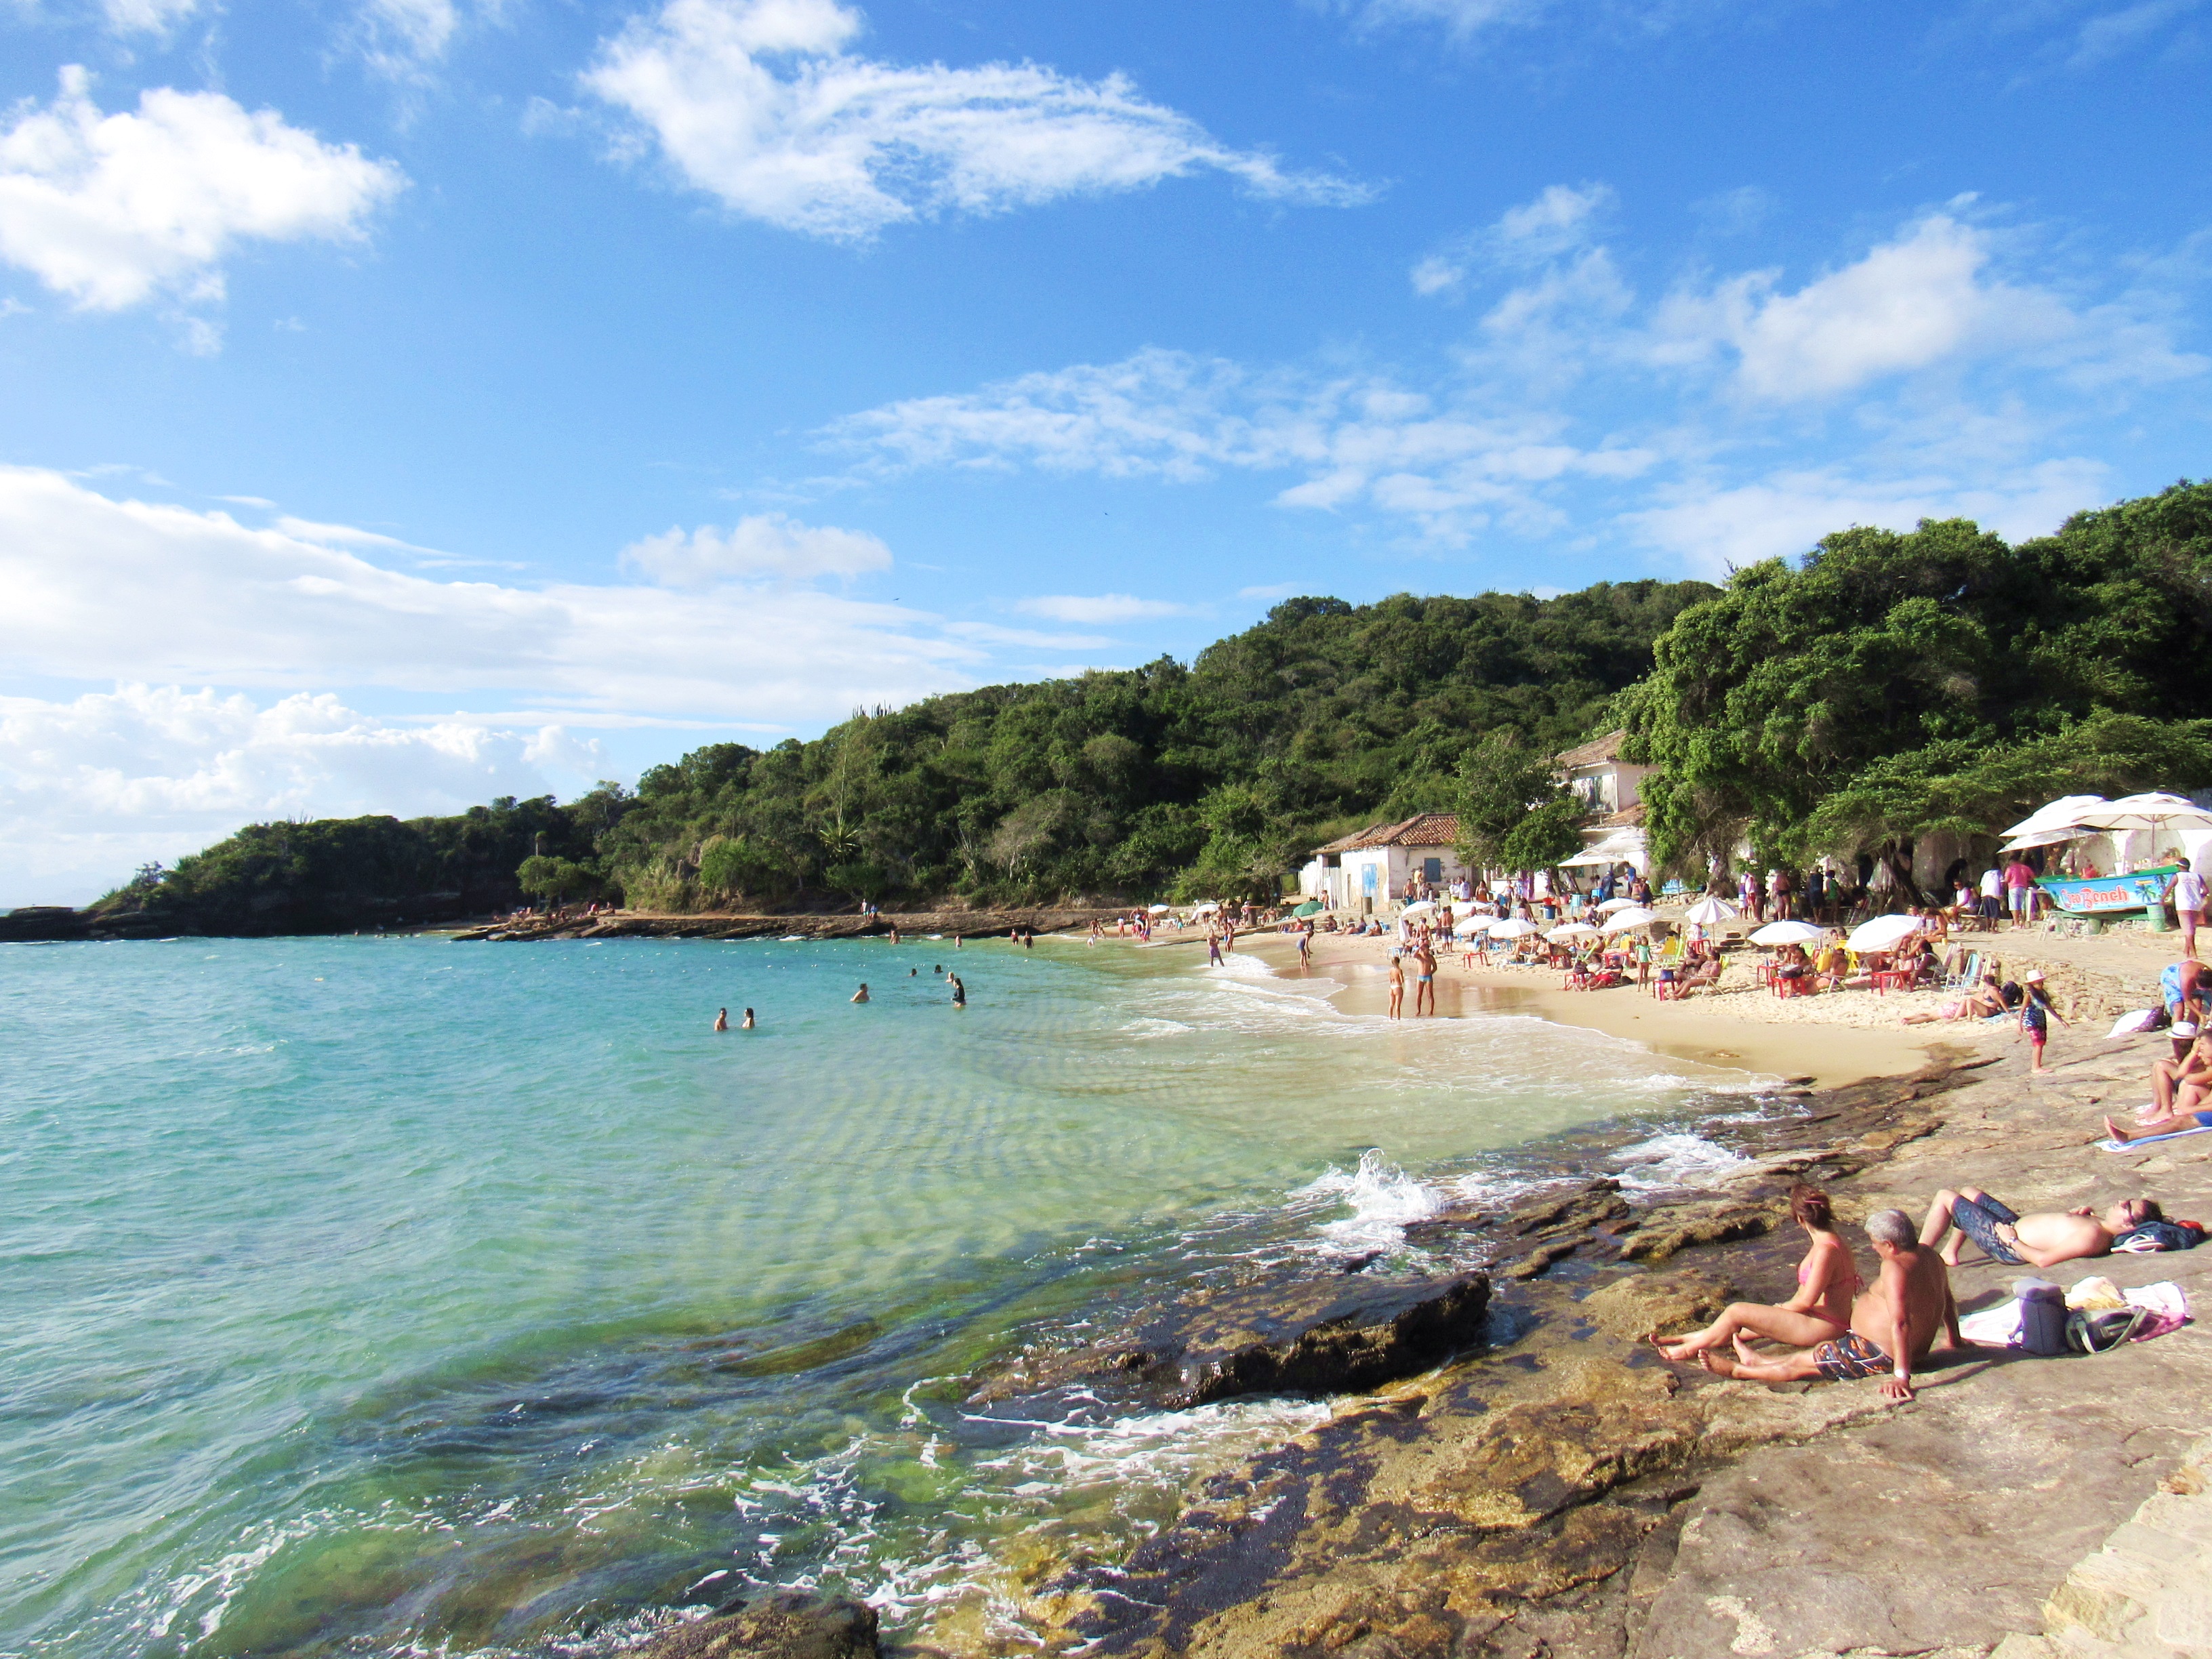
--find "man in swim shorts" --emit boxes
[1917,1186,2160,1267]
[1696,1208,1962,1402]
[1413,940,1437,1017]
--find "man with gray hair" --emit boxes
[1697,1208,1965,1403]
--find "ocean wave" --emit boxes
[1293,1149,1444,1252]
[1608,1132,1750,1190]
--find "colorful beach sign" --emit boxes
[2036,865,2175,915]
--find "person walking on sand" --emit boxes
[1695,1208,1966,1404]
[714,1007,729,1031]
[1387,953,1406,1020]
[2003,855,2038,928]
[851,983,870,1003]
[2167,859,2207,958]
[1651,1185,1861,1362]
[1412,939,1437,1017]
[2019,968,2064,1073]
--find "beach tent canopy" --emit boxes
[1488,918,1539,939]
[2002,794,2111,838]
[1600,906,1662,932]
[1847,913,1923,952]
[1546,922,1601,941]
[1683,897,1740,924]
[1292,900,1323,916]
[1750,920,1824,946]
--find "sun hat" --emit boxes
[2024,969,2046,983]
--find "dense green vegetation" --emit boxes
[75,478,2212,935]
[90,581,1711,929]
[1624,480,2212,884]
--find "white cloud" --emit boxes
[1652,213,2074,400]
[1622,457,2112,577]
[100,0,203,35]
[619,512,893,586]
[0,68,405,312]
[1412,182,1614,298]
[1012,592,1184,623]
[356,0,462,76]
[1237,581,1305,599]
[581,0,1369,241]
[0,684,601,907]
[0,466,980,723]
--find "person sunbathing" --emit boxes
[1651,1185,1860,1361]
[1902,974,2007,1025]
[1696,1208,1964,1403]
[2102,1107,2212,1143]
[1918,1186,2162,1267]
[2149,1029,2212,1118]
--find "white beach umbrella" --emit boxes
[1847,913,1922,952]
[1683,897,1740,924]
[1547,922,1601,941]
[1401,899,1439,915]
[1488,918,1539,939]
[1750,920,1824,946]
[1595,897,1642,914]
[2073,792,2212,832]
[1453,916,1490,937]
[1147,903,1171,914]
[2002,794,2112,838]
[1192,900,1221,914]
[1600,906,1662,932]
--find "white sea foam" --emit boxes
[1294,1149,1444,1252]
[1610,1132,1750,1190]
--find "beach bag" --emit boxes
[2016,1279,2068,1356]
[2066,1307,2150,1354]
[2111,1219,2207,1253]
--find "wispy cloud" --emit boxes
[1012,592,1185,623]
[579,0,1373,241]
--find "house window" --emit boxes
[1361,863,1378,895]
[1422,857,1442,884]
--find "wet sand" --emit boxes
[1175,930,1949,1087]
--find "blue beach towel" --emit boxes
[2098,1125,2212,1151]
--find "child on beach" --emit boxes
[2018,969,2064,1073]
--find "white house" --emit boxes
[1554,731,1653,876]
[1298,814,1470,912]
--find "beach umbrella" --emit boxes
[1488,918,1538,939]
[1292,900,1323,917]
[1750,920,1824,946]
[1401,899,1439,916]
[2002,794,2112,838]
[1847,913,1922,952]
[1595,897,1642,914]
[1192,900,1221,914]
[1599,906,1661,932]
[2073,793,2212,861]
[1453,916,1490,937]
[1683,897,1740,925]
[1147,903,1171,914]
[1546,922,1601,941]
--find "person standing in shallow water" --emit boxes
[851,984,869,1003]
[949,972,966,1007]
[1387,954,1405,1020]
[1412,939,1437,1017]
[741,1008,755,1029]
[714,1007,729,1031]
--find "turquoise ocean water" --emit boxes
[0,935,1766,1659]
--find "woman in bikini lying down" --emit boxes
[1650,1183,1861,1361]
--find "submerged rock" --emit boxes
[637,1591,878,1659]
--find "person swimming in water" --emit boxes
[851,984,869,1003]
[741,1008,755,1029]
[949,972,966,1007]
[714,1007,729,1031]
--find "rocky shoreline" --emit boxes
[451,907,1126,943]
[639,1021,2211,1659]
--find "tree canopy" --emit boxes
[1623,480,2212,875]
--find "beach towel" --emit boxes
[2106,1009,2161,1039]
[1958,1282,2190,1347]
[2097,1125,2212,1151]
[1959,1298,2022,1346]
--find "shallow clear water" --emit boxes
[0,935,1763,1659]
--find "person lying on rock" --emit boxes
[1650,1184,1860,1361]
[1694,1208,1963,1403]
[1919,1186,2160,1268]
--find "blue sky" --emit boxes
[1,0,2207,901]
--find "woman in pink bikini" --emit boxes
[1650,1184,1862,1361]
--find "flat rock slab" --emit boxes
[635,1593,878,1659]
